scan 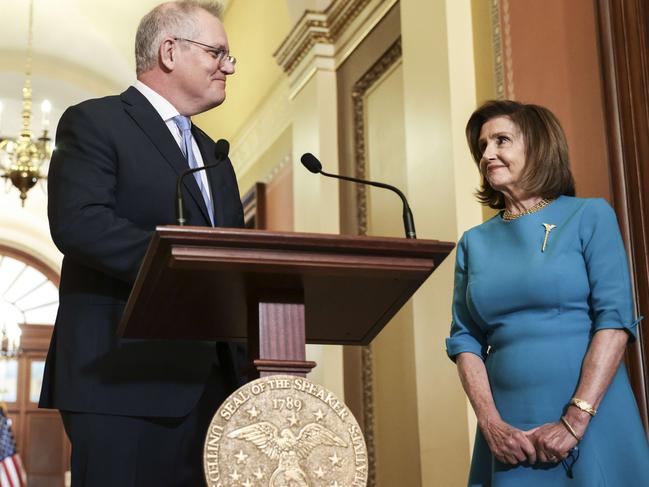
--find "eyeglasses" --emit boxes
[173,37,236,66]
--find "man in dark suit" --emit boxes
[39,1,244,485]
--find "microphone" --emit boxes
[175,139,230,226]
[300,153,417,239]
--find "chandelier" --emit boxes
[0,323,21,359]
[0,0,52,206]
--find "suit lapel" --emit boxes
[120,87,211,225]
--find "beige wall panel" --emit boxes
[401,0,483,485]
[471,0,498,105]
[366,62,408,239]
[291,72,341,235]
[337,3,401,236]
[334,8,402,481]
[365,62,422,486]
[291,70,344,400]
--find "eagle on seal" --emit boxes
[228,421,347,486]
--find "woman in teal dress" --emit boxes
[446,100,649,485]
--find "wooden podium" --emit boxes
[117,226,454,376]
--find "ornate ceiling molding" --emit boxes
[274,0,372,75]
[274,10,330,75]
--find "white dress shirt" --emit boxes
[132,80,212,201]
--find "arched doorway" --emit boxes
[0,244,69,487]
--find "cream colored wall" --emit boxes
[237,126,292,195]
[290,72,341,234]
[365,62,423,487]
[195,0,292,142]
[400,0,483,485]
[286,0,334,23]
[290,68,345,400]
[471,0,497,106]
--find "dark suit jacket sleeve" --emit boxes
[48,105,153,284]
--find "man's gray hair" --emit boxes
[135,1,223,75]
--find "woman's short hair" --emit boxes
[465,100,576,209]
[135,1,223,75]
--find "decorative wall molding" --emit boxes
[491,0,505,99]
[274,10,331,75]
[352,38,402,236]
[228,78,292,180]
[501,0,515,99]
[351,37,402,487]
[491,0,514,100]
[361,345,377,487]
[261,153,292,184]
[274,0,372,75]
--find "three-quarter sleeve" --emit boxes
[446,233,488,361]
[580,198,641,340]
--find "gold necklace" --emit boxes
[502,198,553,221]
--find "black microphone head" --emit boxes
[215,139,230,160]
[300,153,322,174]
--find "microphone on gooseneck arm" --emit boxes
[214,138,230,161]
[175,139,230,226]
[300,152,417,239]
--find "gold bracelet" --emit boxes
[561,416,582,442]
[570,397,597,416]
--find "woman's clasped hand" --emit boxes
[481,414,587,465]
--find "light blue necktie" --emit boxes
[172,115,214,225]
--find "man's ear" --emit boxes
[159,37,176,71]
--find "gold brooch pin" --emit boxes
[542,223,557,252]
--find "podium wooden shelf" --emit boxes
[117,226,454,376]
